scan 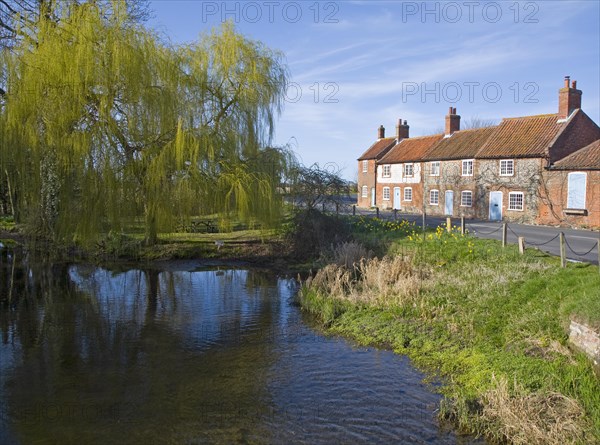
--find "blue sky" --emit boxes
[149,1,600,180]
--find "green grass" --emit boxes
[300,221,600,444]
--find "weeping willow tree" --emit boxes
[0,1,291,245]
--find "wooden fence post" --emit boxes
[518,237,525,254]
[352,205,356,216]
[422,212,426,232]
[597,240,600,274]
[393,209,398,220]
[502,223,507,248]
[446,217,452,233]
[560,232,567,268]
[376,207,379,218]
[460,217,465,235]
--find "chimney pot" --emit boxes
[396,118,409,139]
[378,125,385,139]
[445,107,460,135]
[403,120,407,125]
[558,77,582,118]
[448,106,453,114]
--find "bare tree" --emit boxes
[288,163,351,211]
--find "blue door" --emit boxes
[489,191,503,221]
[393,187,401,210]
[444,190,453,216]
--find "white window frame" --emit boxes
[361,185,368,198]
[430,161,440,176]
[499,159,514,176]
[461,190,473,207]
[362,160,368,173]
[567,172,587,209]
[461,159,474,176]
[382,187,390,200]
[382,164,391,178]
[430,189,439,205]
[508,192,524,211]
[404,187,412,202]
[403,163,414,177]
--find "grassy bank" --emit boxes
[300,218,600,444]
[0,212,321,272]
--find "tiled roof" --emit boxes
[421,127,496,161]
[378,134,444,164]
[357,137,396,160]
[552,139,600,170]
[476,114,565,158]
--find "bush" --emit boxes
[286,209,351,261]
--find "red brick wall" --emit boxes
[357,160,377,207]
[376,182,423,213]
[538,169,600,228]
[549,111,600,163]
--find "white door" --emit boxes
[444,190,454,216]
[393,187,401,210]
[489,191,503,221]
[371,188,376,207]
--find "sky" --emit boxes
[148,1,600,180]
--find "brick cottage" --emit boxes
[356,77,600,228]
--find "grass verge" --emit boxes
[300,219,600,444]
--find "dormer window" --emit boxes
[500,159,514,176]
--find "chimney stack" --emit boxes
[377,125,385,139]
[396,118,409,140]
[558,76,582,119]
[445,107,460,135]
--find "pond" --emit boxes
[0,251,484,444]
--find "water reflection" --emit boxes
[0,252,483,444]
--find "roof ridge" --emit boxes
[502,113,558,120]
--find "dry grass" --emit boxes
[306,252,425,308]
[330,241,373,269]
[481,376,592,445]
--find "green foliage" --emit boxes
[301,220,600,443]
[0,1,290,246]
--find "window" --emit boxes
[430,189,439,205]
[382,164,391,178]
[461,191,473,207]
[383,187,390,200]
[404,187,412,201]
[567,172,587,209]
[362,160,368,173]
[462,159,473,176]
[508,192,524,211]
[361,185,368,198]
[500,159,514,176]
[403,163,414,177]
[430,161,440,176]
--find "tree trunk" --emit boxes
[144,205,158,246]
